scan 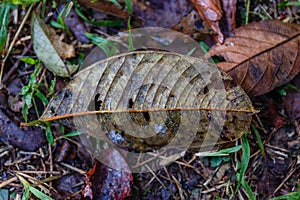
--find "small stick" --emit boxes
[0,176,18,188]
[273,166,297,195]
[59,162,86,174]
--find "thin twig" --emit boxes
[59,162,86,174]
[171,175,185,200]
[0,176,18,188]
[273,165,297,195]
[14,170,60,175]
[145,165,167,189]
[201,183,227,194]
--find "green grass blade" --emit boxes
[32,96,40,118]
[22,189,30,200]
[21,104,29,123]
[241,179,256,200]
[107,0,122,8]
[28,186,54,200]
[199,41,220,63]
[245,0,250,24]
[276,88,287,96]
[85,32,117,56]
[199,41,210,53]
[0,2,10,52]
[35,89,49,105]
[50,20,66,29]
[286,83,299,91]
[195,145,242,157]
[286,1,300,7]
[19,175,30,200]
[11,0,41,5]
[186,47,196,56]
[41,0,46,19]
[271,193,300,200]
[125,0,133,14]
[20,57,37,65]
[45,124,54,145]
[87,19,123,26]
[48,77,56,95]
[21,119,43,126]
[251,124,266,158]
[63,1,73,20]
[271,184,300,200]
[75,7,123,27]
[127,17,134,51]
[63,130,83,137]
[18,176,30,188]
[236,134,250,192]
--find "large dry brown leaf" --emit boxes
[41,51,254,149]
[207,20,300,96]
[38,51,255,172]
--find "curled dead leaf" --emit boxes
[31,12,78,77]
[191,0,224,43]
[207,20,300,96]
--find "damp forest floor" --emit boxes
[0,0,299,200]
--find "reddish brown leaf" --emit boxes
[84,148,133,200]
[191,0,224,43]
[172,10,213,41]
[77,0,130,18]
[207,20,300,96]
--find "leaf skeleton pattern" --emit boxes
[42,51,255,151]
